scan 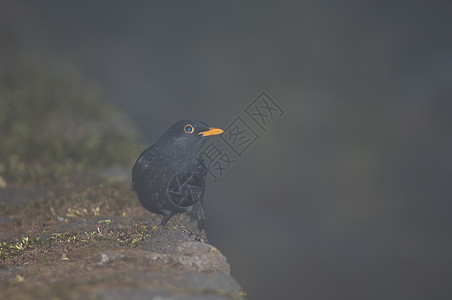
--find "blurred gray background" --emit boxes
[2,1,451,299]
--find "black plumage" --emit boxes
[132,119,223,231]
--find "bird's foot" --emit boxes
[194,229,209,244]
[178,227,209,243]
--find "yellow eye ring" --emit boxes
[184,124,194,134]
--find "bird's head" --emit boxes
[158,119,224,152]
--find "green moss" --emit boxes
[0,236,46,260]
[0,60,142,184]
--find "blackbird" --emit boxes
[132,119,223,233]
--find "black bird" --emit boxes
[132,119,223,233]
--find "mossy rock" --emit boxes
[0,61,142,185]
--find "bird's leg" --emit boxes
[159,210,173,227]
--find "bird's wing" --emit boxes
[132,145,159,188]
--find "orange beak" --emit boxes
[198,127,224,137]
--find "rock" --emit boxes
[173,242,231,274]
[0,180,245,300]
[94,271,243,300]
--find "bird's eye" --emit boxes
[184,124,194,134]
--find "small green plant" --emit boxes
[0,236,43,260]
